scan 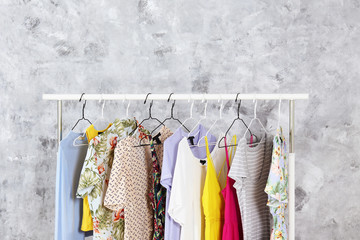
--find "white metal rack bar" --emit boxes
[43,93,309,240]
[43,93,309,101]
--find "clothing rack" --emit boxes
[43,93,309,240]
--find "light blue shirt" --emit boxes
[55,131,88,240]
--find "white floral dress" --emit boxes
[264,127,288,240]
[77,118,138,240]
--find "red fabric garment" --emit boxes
[221,137,243,240]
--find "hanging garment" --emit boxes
[55,131,88,240]
[161,125,216,240]
[80,123,113,232]
[222,135,243,240]
[208,136,228,190]
[77,118,137,240]
[265,127,288,240]
[85,123,113,145]
[149,135,167,240]
[104,126,172,240]
[228,134,273,240]
[202,136,225,240]
[168,133,217,240]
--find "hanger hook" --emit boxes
[200,94,207,118]
[235,93,240,102]
[126,102,131,118]
[219,98,224,119]
[167,93,175,117]
[204,101,208,118]
[171,100,176,117]
[126,97,131,118]
[79,93,85,102]
[235,93,241,118]
[82,100,87,118]
[149,100,153,117]
[144,93,151,104]
[167,93,174,102]
[102,100,105,118]
[190,99,194,118]
[187,94,193,118]
[99,94,105,117]
[253,99,257,119]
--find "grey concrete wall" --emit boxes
[1,0,359,239]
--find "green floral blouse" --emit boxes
[264,127,288,240]
[77,118,137,240]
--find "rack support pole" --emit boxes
[57,100,62,144]
[289,100,295,240]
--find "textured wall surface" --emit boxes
[1,0,359,239]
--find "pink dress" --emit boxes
[221,137,243,240]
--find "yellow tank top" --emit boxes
[202,136,225,240]
[81,123,112,231]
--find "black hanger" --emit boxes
[150,93,190,134]
[133,131,162,148]
[131,93,164,147]
[72,93,92,130]
[218,93,254,148]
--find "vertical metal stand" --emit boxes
[289,100,295,153]
[57,100,62,145]
[289,100,295,240]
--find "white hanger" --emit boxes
[242,98,269,140]
[126,99,131,118]
[180,97,196,130]
[197,98,224,147]
[93,94,110,130]
[188,95,208,138]
[73,132,88,146]
[123,96,131,118]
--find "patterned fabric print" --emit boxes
[104,126,172,240]
[104,126,152,240]
[265,127,288,240]
[149,135,167,240]
[77,118,138,240]
[151,126,173,168]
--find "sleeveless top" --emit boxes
[202,136,225,240]
[222,136,243,240]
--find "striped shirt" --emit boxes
[228,135,273,240]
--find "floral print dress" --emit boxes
[77,118,138,240]
[149,135,167,240]
[264,127,288,240]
